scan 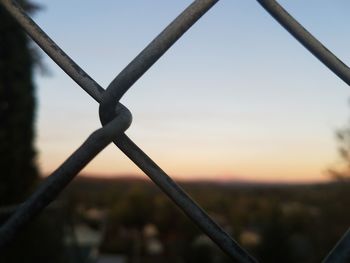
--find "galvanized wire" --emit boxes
[0,0,104,102]
[99,0,219,125]
[323,228,350,263]
[1,0,350,262]
[257,1,350,262]
[257,0,350,86]
[0,104,132,248]
[0,0,257,262]
[115,134,257,263]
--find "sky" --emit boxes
[29,0,350,183]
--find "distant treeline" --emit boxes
[58,176,350,263]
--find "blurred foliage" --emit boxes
[63,177,350,263]
[329,121,350,181]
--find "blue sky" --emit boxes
[31,0,350,182]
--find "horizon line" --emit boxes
[40,172,332,185]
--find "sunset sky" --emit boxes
[31,0,350,183]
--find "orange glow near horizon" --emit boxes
[38,136,333,184]
[34,1,350,184]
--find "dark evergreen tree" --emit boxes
[0,0,39,205]
[0,3,66,263]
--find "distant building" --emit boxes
[143,223,164,256]
[97,254,127,263]
[239,229,261,247]
[64,207,109,263]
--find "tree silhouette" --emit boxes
[0,5,66,263]
[0,0,40,205]
[329,113,350,181]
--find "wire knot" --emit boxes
[99,100,132,134]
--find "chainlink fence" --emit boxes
[0,0,349,262]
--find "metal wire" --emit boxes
[0,104,132,248]
[323,228,350,263]
[257,0,350,86]
[99,0,219,125]
[0,0,104,102]
[1,0,349,262]
[0,0,256,262]
[115,134,256,262]
[257,1,350,262]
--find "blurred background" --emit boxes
[1,0,350,262]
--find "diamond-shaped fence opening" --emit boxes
[0,0,349,262]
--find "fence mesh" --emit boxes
[0,0,349,262]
